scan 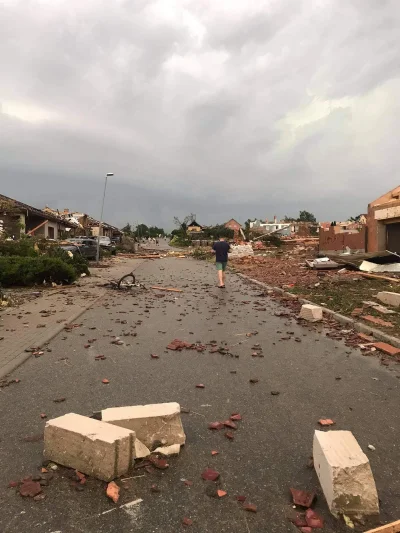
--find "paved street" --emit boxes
[0,257,399,533]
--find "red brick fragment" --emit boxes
[362,315,394,328]
[358,333,374,342]
[290,488,316,508]
[223,420,237,430]
[182,517,193,526]
[208,422,224,430]
[19,480,42,498]
[225,431,234,440]
[236,495,246,502]
[201,468,220,481]
[372,342,400,356]
[243,503,257,513]
[318,418,335,426]
[195,384,205,388]
[230,413,242,421]
[305,509,324,528]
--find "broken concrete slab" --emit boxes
[134,438,151,459]
[153,444,181,456]
[44,413,135,481]
[377,291,400,308]
[101,402,185,449]
[299,304,323,322]
[313,430,379,519]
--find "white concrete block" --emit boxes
[299,304,323,322]
[134,439,151,459]
[377,291,400,307]
[313,430,379,519]
[102,402,186,449]
[44,413,135,481]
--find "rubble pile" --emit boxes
[229,244,254,258]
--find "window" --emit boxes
[48,226,55,239]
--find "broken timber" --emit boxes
[359,273,400,283]
[364,520,400,533]
[151,286,183,293]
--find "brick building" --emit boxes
[224,219,242,238]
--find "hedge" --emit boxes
[0,257,77,286]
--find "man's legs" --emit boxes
[218,269,224,287]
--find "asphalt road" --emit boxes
[0,257,399,533]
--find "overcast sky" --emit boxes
[1,0,400,229]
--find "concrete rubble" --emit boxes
[43,403,185,481]
[299,304,323,322]
[101,402,186,449]
[229,244,254,258]
[313,430,379,519]
[44,413,135,481]
[377,291,400,307]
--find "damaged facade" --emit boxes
[367,186,400,253]
[0,194,77,239]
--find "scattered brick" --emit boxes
[361,315,394,328]
[372,342,400,356]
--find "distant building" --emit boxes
[0,194,77,239]
[224,219,242,238]
[43,207,122,239]
[250,217,291,236]
[187,220,203,233]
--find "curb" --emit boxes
[235,272,400,349]
[0,291,106,380]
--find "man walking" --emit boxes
[212,236,231,288]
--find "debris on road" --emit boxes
[19,480,42,498]
[101,402,186,449]
[299,304,323,322]
[318,419,335,427]
[151,286,183,293]
[182,517,193,526]
[313,430,379,519]
[44,413,135,481]
[201,468,220,481]
[290,488,316,508]
[106,481,120,503]
[153,444,181,456]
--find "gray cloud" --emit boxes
[1,0,400,228]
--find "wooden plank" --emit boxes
[364,520,400,533]
[359,273,400,283]
[151,286,183,293]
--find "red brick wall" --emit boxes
[225,221,241,231]
[319,226,366,253]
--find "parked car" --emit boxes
[63,238,98,260]
[97,236,117,254]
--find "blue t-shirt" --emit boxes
[213,241,231,262]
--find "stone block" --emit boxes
[102,402,185,449]
[299,304,323,322]
[313,430,379,519]
[377,291,400,307]
[44,413,135,481]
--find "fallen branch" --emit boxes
[364,520,400,533]
[151,286,183,293]
[359,273,400,283]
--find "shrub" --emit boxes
[45,246,90,276]
[0,238,38,257]
[0,257,77,286]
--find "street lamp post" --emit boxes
[96,172,114,263]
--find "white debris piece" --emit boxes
[313,430,379,519]
[377,291,400,307]
[153,444,181,456]
[134,439,151,459]
[102,402,186,449]
[229,244,254,258]
[299,304,323,322]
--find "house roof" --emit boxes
[187,220,202,227]
[225,218,242,227]
[0,194,77,227]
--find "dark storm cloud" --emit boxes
[1,0,400,228]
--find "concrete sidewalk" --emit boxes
[0,257,145,378]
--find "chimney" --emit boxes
[274,215,277,223]
[63,209,69,214]
[265,218,268,224]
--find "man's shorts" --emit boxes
[216,262,227,271]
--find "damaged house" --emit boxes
[0,194,78,239]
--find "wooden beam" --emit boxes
[27,219,48,235]
[151,286,183,293]
[359,273,400,283]
[364,520,400,533]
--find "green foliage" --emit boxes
[0,257,77,286]
[169,235,191,247]
[192,248,211,260]
[201,225,234,240]
[0,238,38,257]
[122,223,133,236]
[133,224,165,239]
[283,211,317,223]
[46,246,90,276]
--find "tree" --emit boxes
[202,225,234,240]
[283,215,296,223]
[121,223,133,236]
[348,214,362,222]
[298,210,316,223]
[135,224,149,238]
